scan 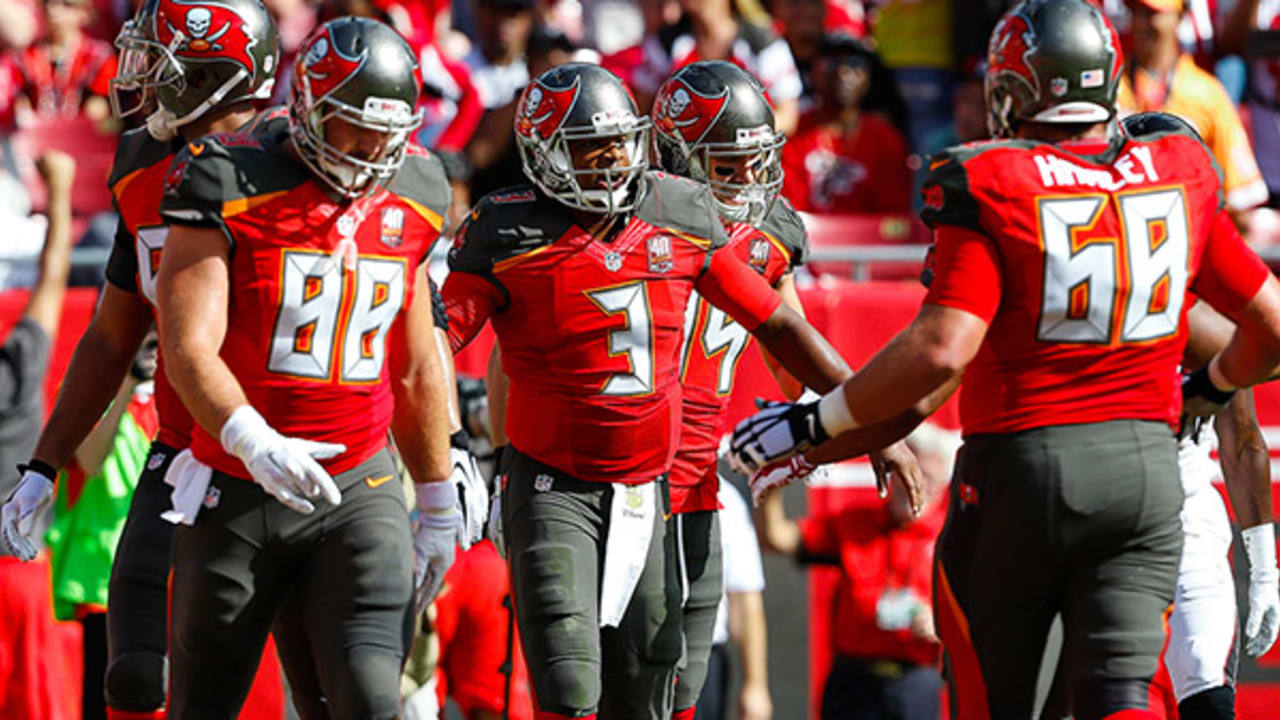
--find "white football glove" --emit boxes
[220,406,345,514]
[1242,523,1280,658]
[749,454,826,507]
[1,466,55,561]
[412,480,461,616]
[729,398,830,477]
[450,447,487,550]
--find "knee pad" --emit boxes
[104,651,167,712]
[1178,686,1235,720]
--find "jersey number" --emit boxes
[587,282,655,396]
[135,226,169,305]
[680,291,751,395]
[1036,190,1189,344]
[268,250,407,382]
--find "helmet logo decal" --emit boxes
[299,27,366,100]
[988,12,1038,96]
[655,78,728,146]
[515,79,579,140]
[155,0,258,75]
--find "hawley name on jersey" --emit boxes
[1033,145,1159,191]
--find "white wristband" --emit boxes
[1242,523,1279,584]
[415,480,457,513]
[220,405,272,457]
[817,384,856,437]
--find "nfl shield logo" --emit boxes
[647,235,673,273]
[604,252,623,272]
[147,452,166,471]
[534,474,554,492]
[381,207,405,248]
[202,486,221,510]
[1050,77,1069,97]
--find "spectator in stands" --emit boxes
[1118,0,1269,231]
[44,333,157,720]
[756,422,954,720]
[781,34,911,215]
[694,479,771,720]
[466,0,536,109]
[867,0,954,157]
[0,149,77,719]
[1220,0,1280,210]
[13,0,116,124]
[0,0,38,51]
[627,0,802,134]
[769,0,828,112]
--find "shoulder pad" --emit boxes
[634,171,730,249]
[447,185,563,274]
[387,146,452,231]
[1122,111,1203,144]
[108,127,178,192]
[160,134,305,227]
[245,105,289,135]
[918,144,988,234]
[759,197,808,268]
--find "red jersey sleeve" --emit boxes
[1192,210,1270,316]
[442,270,503,353]
[695,247,783,331]
[923,223,1003,323]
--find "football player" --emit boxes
[648,59,916,720]
[442,62,856,720]
[153,17,456,719]
[728,0,1280,717]
[0,1,279,717]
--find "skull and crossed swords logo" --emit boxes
[168,7,231,52]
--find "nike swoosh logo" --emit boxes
[365,474,394,488]
[188,142,206,156]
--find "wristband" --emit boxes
[18,459,57,481]
[1184,365,1235,405]
[817,385,856,438]
[1243,523,1279,584]
[415,479,458,512]
[450,430,471,451]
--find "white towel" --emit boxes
[598,481,656,628]
[160,449,214,526]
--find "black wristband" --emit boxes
[1184,365,1236,405]
[19,459,57,479]
[450,430,471,451]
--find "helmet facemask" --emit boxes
[520,109,651,216]
[110,18,188,120]
[687,125,784,227]
[291,81,424,198]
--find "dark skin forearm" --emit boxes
[32,284,153,469]
[1217,389,1273,529]
[751,303,852,393]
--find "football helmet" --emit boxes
[985,0,1123,138]
[514,63,650,215]
[289,17,425,198]
[651,61,783,226]
[110,0,279,137]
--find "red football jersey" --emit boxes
[920,117,1271,436]
[668,200,808,514]
[443,173,783,484]
[104,109,286,450]
[160,131,451,477]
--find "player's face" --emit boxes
[324,115,394,164]
[708,152,766,201]
[568,134,631,191]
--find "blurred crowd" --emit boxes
[0,0,1277,289]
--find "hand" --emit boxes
[35,150,75,193]
[750,454,823,507]
[870,440,924,515]
[1,467,55,561]
[1179,366,1236,441]
[1243,524,1280,657]
[450,447,487,550]
[910,605,939,644]
[737,682,772,720]
[412,481,461,616]
[220,406,344,514]
[729,398,829,477]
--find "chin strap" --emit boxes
[146,68,250,142]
